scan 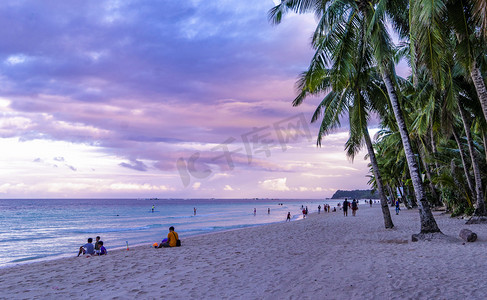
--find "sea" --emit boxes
[0,198,340,268]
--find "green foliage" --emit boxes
[269,0,487,218]
[331,189,378,199]
[451,205,465,217]
[464,206,475,216]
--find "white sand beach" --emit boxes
[1,204,487,300]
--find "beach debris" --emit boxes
[126,241,130,251]
[459,229,477,242]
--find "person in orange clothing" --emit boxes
[157,226,180,248]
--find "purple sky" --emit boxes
[0,0,396,199]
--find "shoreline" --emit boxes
[0,212,306,271]
[2,205,487,299]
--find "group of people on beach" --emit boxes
[317,204,332,214]
[78,226,182,256]
[252,208,273,215]
[78,236,107,256]
[342,198,359,217]
[302,206,308,218]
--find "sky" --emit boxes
[0,0,397,199]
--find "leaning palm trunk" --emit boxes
[419,148,439,205]
[483,132,487,164]
[387,185,395,203]
[452,129,475,198]
[364,128,394,228]
[430,127,441,176]
[470,65,487,125]
[381,71,441,233]
[458,102,486,216]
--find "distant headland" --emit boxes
[331,189,379,199]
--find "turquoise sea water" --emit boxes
[0,198,338,268]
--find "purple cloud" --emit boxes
[0,1,380,198]
[119,159,148,172]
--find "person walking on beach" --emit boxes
[351,199,358,216]
[302,208,306,219]
[157,226,180,248]
[318,205,321,214]
[343,199,349,217]
[369,199,373,207]
[395,200,400,215]
[78,238,95,256]
[286,212,291,222]
[305,206,308,215]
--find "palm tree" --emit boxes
[410,2,487,216]
[271,0,395,228]
[269,0,441,234]
[411,0,487,132]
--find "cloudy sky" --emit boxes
[0,0,391,199]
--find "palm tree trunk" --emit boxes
[483,131,487,164]
[430,126,440,175]
[363,127,394,228]
[419,149,439,204]
[429,127,443,205]
[381,71,441,233]
[458,102,486,216]
[403,184,414,208]
[387,185,395,204]
[470,65,487,125]
[452,129,475,198]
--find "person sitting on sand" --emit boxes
[94,236,102,252]
[95,241,107,255]
[78,238,95,256]
[157,226,179,248]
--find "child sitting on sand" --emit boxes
[96,241,107,255]
[77,238,95,256]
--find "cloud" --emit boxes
[0,1,380,198]
[66,164,77,171]
[119,159,148,171]
[259,177,290,191]
[109,183,174,191]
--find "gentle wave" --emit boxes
[0,236,52,243]
[0,198,328,267]
[68,223,165,234]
